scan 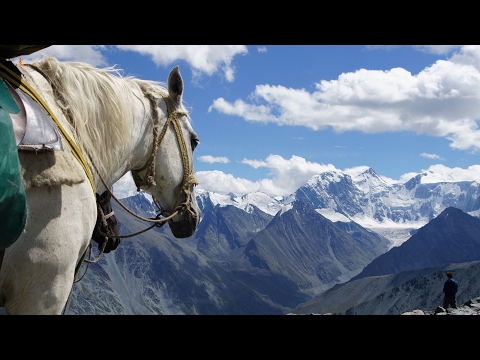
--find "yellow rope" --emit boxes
[159,94,199,212]
[0,61,96,195]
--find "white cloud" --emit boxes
[208,97,276,121]
[257,46,267,53]
[195,170,285,196]
[197,155,337,196]
[112,172,140,199]
[198,155,230,164]
[420,152,442,159]
[115,45,247,82]
[13,45,109,66]
[343,165,372,178]
[15,45,248,82]
[413,45,460,55]
[209,45,480,153]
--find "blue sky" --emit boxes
[16,45,480,198]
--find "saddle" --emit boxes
[0,58,63,151]
[6,76,63,151]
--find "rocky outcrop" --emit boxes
[288,296,480,315]
[403,297,480,315]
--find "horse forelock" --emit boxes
[31,56,184,180]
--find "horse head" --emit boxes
[132,66,201,238]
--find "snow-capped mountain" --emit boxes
[196,189,285,216]
[196,167,480,249]
[296,168,480,247]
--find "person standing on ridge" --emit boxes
[443,271,459,309]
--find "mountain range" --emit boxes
[197,166,480,248]
[65,166,480,314]
[292,206,480,315]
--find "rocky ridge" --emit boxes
[289,296,480,315]
[402,297,480,315]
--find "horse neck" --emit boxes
[96,88,156,193]
[18,62,158,195]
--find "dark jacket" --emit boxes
[443,278,459,298]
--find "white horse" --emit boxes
[0,56,201,314]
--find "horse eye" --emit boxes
[191,136,200,151]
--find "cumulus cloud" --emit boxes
[13,45,109,66]
[208,98,276,121]
[198,155,230,164]
[209,45,480,153]
[197,155,337,196]
[115,45,247,82]
[15,45,248,82]
[194,170,283,196]
[113,154,338,198]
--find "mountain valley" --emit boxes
[66,167,480,315]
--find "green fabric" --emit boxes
[0,78,27,249]
[0,75,18,112]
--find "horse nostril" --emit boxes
[169,212,198,238]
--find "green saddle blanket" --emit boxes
[0,77,27,250]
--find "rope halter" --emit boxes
[131,87,199,219]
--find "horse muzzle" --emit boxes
[165,194,201,238]
[169,207,200,238]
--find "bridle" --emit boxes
[131,85,199,220]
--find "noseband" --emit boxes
[131,87,199,219]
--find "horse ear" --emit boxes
[168,66,183,106]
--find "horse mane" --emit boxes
[31,56,172,179]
